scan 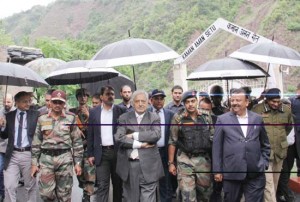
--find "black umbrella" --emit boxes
[82,73,135,99]
[87,38,179,88]
[0,62,48,102]
[187,58,269,98]
[0,62,48,88]
[230,42,300,66]
[230,41,300,88]
[45,60,119,85]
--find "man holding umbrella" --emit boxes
[0,91,39,202]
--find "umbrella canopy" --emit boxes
[25,58,66,78]
[45,60,119,85]
[0,62,48,87]
[187,58,269,80]
[88,38,180,68]
[230,42,300,66]
[82,73,135,99]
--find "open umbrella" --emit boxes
[87,38,179,87]
[187,58,269,80]
[45,60,119,85]
[0,62,48,88]
[0,62,48,101]
[25,58,66,78]
[229,42,300,66]
[82,73,135,99]
[230,41,300,89]
[187,58,269,97]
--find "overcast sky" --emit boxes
[0,0,56,19]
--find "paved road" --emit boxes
[17,175,83,202]
[16,175,116,202]
[15,176,300,202]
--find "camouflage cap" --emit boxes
[51,90,66,103]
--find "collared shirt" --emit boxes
[130,112,145,159]
[100,105,114,146]
[132,112,145,148]
[236,111,248,138]
[164,101,184,113]
[14,109,30,148]
[154,108,165,147]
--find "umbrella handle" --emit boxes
[264,63,271,90]
[132,66,137,90]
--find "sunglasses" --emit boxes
[52,100,64,105]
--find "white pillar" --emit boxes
[173,63,188,91]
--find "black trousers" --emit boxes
[277,144,299,201]
[223,174,266,202]
[93,149,122,202]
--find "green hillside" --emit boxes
[1,0,300,93]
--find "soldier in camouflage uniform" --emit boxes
[31,90,83,202]
[70,88,95,202]
[168,90,213,202]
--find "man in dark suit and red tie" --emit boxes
[0,91,39,202]
[212,88,270,202]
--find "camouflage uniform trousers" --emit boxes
[39,151,74,202]
[77,150,96,196]
[177,151,212,202]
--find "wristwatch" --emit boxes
[168,161,174,166]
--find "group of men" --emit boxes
[0,82,298,202]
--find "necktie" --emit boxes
[130,115,142,159]
[137,115,142,124]
[156,109,160,114]
[17,112,24,147]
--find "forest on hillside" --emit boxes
[0,0,300,95]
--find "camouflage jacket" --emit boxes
[252,101,293,162]
[31,109,83,166]
[168,108,214,148]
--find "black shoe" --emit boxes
[277,195,287,202]
[82,194,90,202]
[18,180,24,187]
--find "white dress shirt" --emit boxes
[130,112,145,159]
[154,108,165,147]
[236,111,248,138]
[14,109,29,148]
[100,105,114,146]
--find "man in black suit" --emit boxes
[149,89,174,202]
[0,91,39,202]
[213,88,270,202]
[87,85,126,202]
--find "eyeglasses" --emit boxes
[52,100,64,105]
